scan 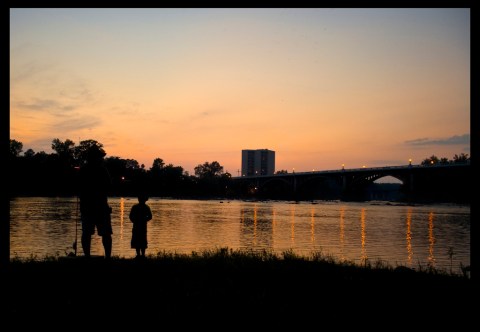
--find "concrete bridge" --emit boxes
[231,162,471,202]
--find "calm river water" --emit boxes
[9,197,470,274]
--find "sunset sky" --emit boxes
[10,8,470,176]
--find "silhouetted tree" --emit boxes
[105,156,128,178]
[24,148,35,158]
[421,155,440,166]
[453,153,469,163]
[10,139,23,157]
[219,172,233,197]
[75,139,106,166]
[276,170,288,174]
[125,159,140,170]
[32,150,48,162]
[105,156,132,195]
[194,161,224,179]
[163,164,184,177]
[192,161,229,197]
[421,153,470,166]
[162,164,186,196]
[50,138,79,194]
[51,138,76,168]
[151,158,165,172]
[52,138,75,158]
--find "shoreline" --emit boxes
[9,194,472,207]
[4,249,473,315]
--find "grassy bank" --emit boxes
[3,248,475,322]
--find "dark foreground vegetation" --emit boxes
[3,248,476,324]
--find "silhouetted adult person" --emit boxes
[78,146,112,258]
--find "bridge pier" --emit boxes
[293,175,297,198]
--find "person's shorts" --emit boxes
[81,206,113,236]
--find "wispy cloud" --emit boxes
[405,134,469,146]
[49,115,102,133]
[10,59,57,83]
[12,58,98,115]
[190,110,215,120]
[15,98,77,113]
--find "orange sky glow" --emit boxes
[10,8,470,176]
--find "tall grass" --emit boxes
[8,246,469,280]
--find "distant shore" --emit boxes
[9,194,471,206]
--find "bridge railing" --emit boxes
[233,161,470,179]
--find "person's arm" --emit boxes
[146,206,152,222]
[129,205,136,223]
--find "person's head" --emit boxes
[138,194,149,204]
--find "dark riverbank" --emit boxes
[3,249,475,325]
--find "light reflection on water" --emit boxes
[360,208,367,265]
[428,211,436,267]
[339,206,345,261]
[9,197,470,274]
[406,208,413,266]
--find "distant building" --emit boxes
[241,149,275,176]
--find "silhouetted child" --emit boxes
[129,194,152,258]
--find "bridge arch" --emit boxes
[373,175,403,184]
[350,173,408,186]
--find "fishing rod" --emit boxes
[68,167,80,257]
[73,193,78,256]
[72,136,81,257]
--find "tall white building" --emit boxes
[241,149,275,176]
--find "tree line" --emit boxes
[9,138,233,198]
[420,153,470,166]
[9,138,471,200]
